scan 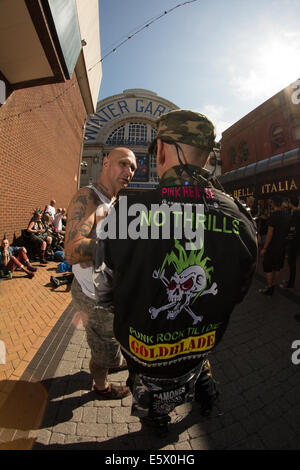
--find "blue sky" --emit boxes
[98,0,300,139]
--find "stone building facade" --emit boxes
[81,88,179,190]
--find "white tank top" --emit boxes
[72,185,113,300]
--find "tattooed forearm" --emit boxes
[74,239,96,259]
[65,188,99,265]
[80,221,93,237]
[66,220,94,249]
[64,250,78,264]
[65,239,96,264]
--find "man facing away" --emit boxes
[65,147,137,399]
[94,110,258,433]
[281,196,300,290]
[259,195,290,296]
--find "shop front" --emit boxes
[219,147,300,215]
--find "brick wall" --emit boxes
[221,88,300,174]
[0,75,87,243]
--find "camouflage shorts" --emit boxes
[71,277,122,368]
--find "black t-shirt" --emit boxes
[287,209,300,249]
[267,210,290,252]
[258,216,268,236]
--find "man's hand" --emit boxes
[65,188,99,265]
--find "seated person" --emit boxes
[42,212,63,251]
[41,212,55,243]
[0,236,37,279]
[27,210,50,264]
[62,209,67,230]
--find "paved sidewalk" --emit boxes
[1,275,299,451]
[0,260,72,384]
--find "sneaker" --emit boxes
[92,383,130,399]
[259,286,274,295]
[50,276,61,287]
[140,415,171,437]
[26,265,37,272]
[8,271,13,279]
[280,281,293,289]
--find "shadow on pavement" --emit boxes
[0,372,93,432]
[43,280,72,292]
[32,402,216,451]
[0,380,48,431]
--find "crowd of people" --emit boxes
[253,195,300,295]
[0,199,67,280]
[1,109,299,438]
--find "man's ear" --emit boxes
[102,155,109,169]
[156,139,165,167]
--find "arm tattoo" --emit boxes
[67,227,77,242]
[88,190,99,205]
[69,205,86,222]
[74,239,96,259]
[80,221,93,237]
[74,195,88,206]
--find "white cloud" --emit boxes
[229,31,300,103]
[200,104,233,141]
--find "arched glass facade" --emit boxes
[81,89,179,189]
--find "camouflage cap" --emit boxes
[148,109,216,153]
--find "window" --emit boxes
[292,124,300,141]
[128,122,147,143]
[229,147,237,165]
[106,122,156,145]
[150,154,157,168]
[106,125,125,144]
[271,124,285,148]
[238,141,249,162]
[149,175,160,183]
[151,126,157,141]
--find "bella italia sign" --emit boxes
[84,97,172,141]
[231,177,298,198]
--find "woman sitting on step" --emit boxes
[0,236,37,279]
[27,210,51,264]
